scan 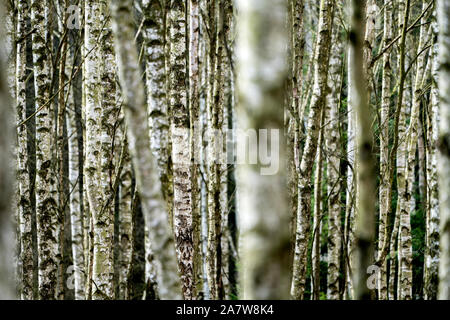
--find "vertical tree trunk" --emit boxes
[325,12,343,299]
[168,0,196,300]
[344,38,356,300]
[437,0,450,300]
[350,0,377,300]
[206,0,226,300]
[67,98,85,300]
[117,119,133,300]
[378,0,393,300]
[16,0,34,300]
[84,0,116,299]
[291,0,334,300]
[424,10,440,300]
[0,4,16,298]
[143,0,172,226]
[31,0,60,300]
[398,1,430,300]
[111,0,182,300]
[237,0,290,300]
[142,0,172,297]
[312,110,325,300]
[188,0,204,298]
[288,0,305,243]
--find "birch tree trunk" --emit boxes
[143,0,172,227]
[288,0,305,242]
[188,0,204,298]
[424,11,440,300]
[31,0,60,300]
[141,0,172,298]
[118,129,133,300]
[398,1,430,299]
[378,0,393,300]
[291,0,334,300]
[237,0,290,300]
[168,0,196,300]
[312,111,324,300]
[437,0,450,300]
[111,0,182,300]
[206,0,226,300]
[0,5,16,298]
[325,13,343,299]
[16,0,34,300]
[67,100,84,300]
[84,0,116,299]
[350,0,376,300]
[344,40,356,300]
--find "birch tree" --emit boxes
[237,0,291,300]
[16,0,34,300]
[424,9,440,300]
[168,0,196,300]
[0,3,15,298]
[378,0,393,300]
[111,0,182,300]
[398,0,431,299]
[291,0,334,300]
[437,0,450,300]
[31,0,60,300]
[350,0,376,300]
[325,11,343,300]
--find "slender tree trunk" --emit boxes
[350,0,377,300]
[291,0,334,300]
[378,0,393,300]
[206,0,226,300]
[111,0,182,300]
[325,12,343,300]
[312,110,325,300]
[0,4,16,298]
[378,1,410,299]
[344,39,356,300]
[188,0,203,299]
[437,0,450,300]
[168,0,196,300]
[31,0,60,300]
[143,0,172,228]
[288,0,305,243]
[398,1,430,300]
[141,0,172,297]
[84,0,116,299]
[424,11,440,300]
[16,0,34,300]
[117,122,133,300]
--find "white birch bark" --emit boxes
[291,0,334,300]
[31,0,60,300]
[16,0,34,300]
[398,1,430,300]
[67,99,85,300]
[84,0,115,299]
[424,11,440,300]
[168,0,196,300]
[117,123,134,300]
[378,0,393,300]
[111,0,182,300]
[326,14,343,299]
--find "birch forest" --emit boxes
[1,0,450,301]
